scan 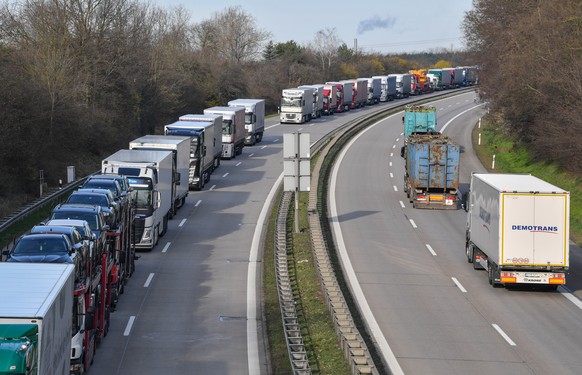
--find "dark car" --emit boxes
[50,204,110,257]
[66,188,119,228]
[43,219,104,272]
[4,233,85,281]
[82,178,123,204]
[93,174,133,202]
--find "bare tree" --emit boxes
[310,27,342,80]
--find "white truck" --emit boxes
[280,87,314,124]
[390,73,412,98]
[298,84,324,119]
[366,77,382,105]
[203,106,245,159]
[373,75,397,102]
[129,135,190,215]
[166,114,222,190]
[464,173,570,288]
[227,98,265,146]
[102,149,173,250]
[0,263,74,375]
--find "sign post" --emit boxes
[283,133,311,233]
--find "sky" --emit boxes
[153,0,474,54]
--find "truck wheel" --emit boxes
[488,264,493,285]
[160,215,168,237]
[466,243,473,263]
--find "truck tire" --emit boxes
[160,215,168,237]
[466,242,473,263]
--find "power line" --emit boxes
[359,37,462,49]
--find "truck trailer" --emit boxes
[403,105,438,140]
[464,173,569,288]
[366,77,381,104]
[403,133,460,209]
[166,114,222,190]
[227,98,265,146]
[373,75,396,102]
[102,149,173,250]
[0,263,74,375]
[280,88,314,124]
[204,106,245,159]
[322,84,338,115]
[129,135,190,215]
[390,73,412,98]
[324,82,346,112]
[298,84,324,119]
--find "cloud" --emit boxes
[357,16,397,35]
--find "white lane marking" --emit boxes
[261,145,268,149]
[124,316,136,336]
[425,244,437,256]
[162,242,171,253]
[392,144,396,149]
[439,107,444,110]
[178,219,187,227]
[492,324,516,346]
[396,138,400,142]
[209,185,216,191]
[236,162,242,166]
[330,113,405,374]
[272,139,278,143]
[409,219,417,228]
[298,128,303,131]
[222,173,229,178]
[389,162,393,167]
[144,273,154,288]
[399,201,405,208]
[247,172,284,374]
[195,200,202,207]
[440,104,484,132]
[390,152,393,157]
[389,172,394,178]
[452,277,467,293]
[393,185,398,192]
[559,286,582,309]
[248,153,254,157]
[400,132,403,136]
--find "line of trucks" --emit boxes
[0,98,267,374]
[398,105,570,289]
[279,66,478,124]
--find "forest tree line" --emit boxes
[0,0,473,216]
[463,0,582,173]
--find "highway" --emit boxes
[89,92,434,374]
[330,92,582,374]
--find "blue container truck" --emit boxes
[403,105,437,140]
[403,134,460,209]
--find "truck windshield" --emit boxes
[190,136,200,156]
[244,114,253,125]
[133,188,153,209]
[222,120,233,135]
[281,97,301,107]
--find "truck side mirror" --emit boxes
[203,145,207,157]
[156,191,161,209]
[462,192,469,212]
[175,172,181,185]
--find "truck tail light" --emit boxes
[501,272,516,283]
[549,274,565,285]
[416,195,426,201]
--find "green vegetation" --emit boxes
[473,117,582,244]
[264,189,350,374]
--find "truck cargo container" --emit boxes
[102,149,173,250]
[227,98,265,145]
[389,73,412,98]
[325,82,347,112]
[166,114,222,190]
[428,68,453,90]
[204,106,245,159]
[464,173,569,288]
[298,84,324,119]
[322,84,338,115]
[452,67,464,88]
[402,105,438,141]
[130,135,190,214]
[373,75,396,102]
[403,133,460,209]
[366,77,381,104]
[350,78,368,108]
[280,88,314,124]
[0,263,74,375]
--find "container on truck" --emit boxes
[403,133,460,209]
[373,75,397,102]
[428,68,452,90]
[203,106,245,159]
[463,173,570,288]
[0,263,74,375]
[324,82,346,112]
[340,80,358,109]
[350,78,368,108]
[298,84,324,119]
[452,67,464,88]
[130,135,190,215]
[389,73,412,98]
[322,84,338,115]
[227,98,265,146]
[402,105,438,142]
[166,114,222,190]
[280,88,314,124]
[102,149,173,251]
[366,77,381,104]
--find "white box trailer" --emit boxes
[339,81,352,111]
[390,73,412,98]
[227,98,265,146]
[102,149,173,250]
[204,106,246,159]
[465,173,570,288]
[366,77,381,104]
[0,263,74,375]
[280,88,314,124]
[373,75,397,101]
[298,84,324,119]
[129,135,190,214]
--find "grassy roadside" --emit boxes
[472,116,582,245]
[263,188,350,374]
